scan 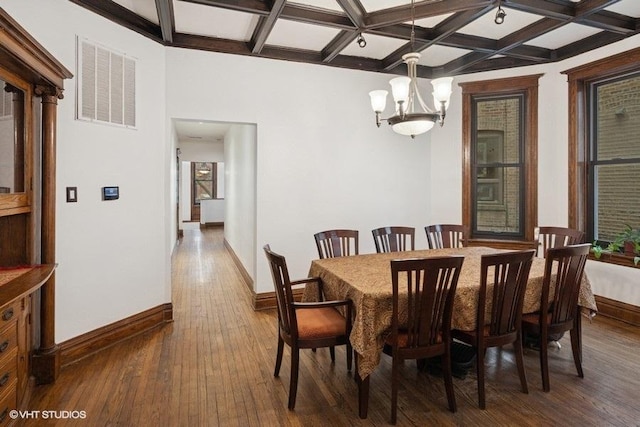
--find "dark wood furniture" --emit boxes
[263,245,352,410]
[314,229,359,259]
[536,226,585,257]
[0,7,72,412]
[0,265,56,418]
[522,244,591,392]
[371,226,415,253]
[384,256,463,423]
[425,224,466,249]
[304,246,597,419]
[452,250,534,409]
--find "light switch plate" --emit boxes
[66,187,77,202]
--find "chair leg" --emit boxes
[347,342,353,372]
[274,335,284,377]
[571,315,584,378]
[476,345,486,409]
[330,346,336,363]
[514,332,529,394]
[288,347,300,410]
[539,333,550,392]
[390,355,399,424]
[442,348,457,413]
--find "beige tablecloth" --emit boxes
[304,247,597,378]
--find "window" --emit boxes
[460,75,540,246]
[192,162,215,205]
[566,48,640,248]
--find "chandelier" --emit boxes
[368,1,453,139]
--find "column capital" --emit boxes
[35,84,64,100]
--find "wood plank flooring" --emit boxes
[23,228,640,426]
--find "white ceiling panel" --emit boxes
[525,23,601,50]
[174,120,230,143]
[457,7,543,40]
[341,33,407,59]
[174,1,257,41]
[112,0,158,25]
[267,19,340,51]
[293,0,343,13]
[418,44,470,67]
[605,0,640,18]
[414,13,454,29]
[360,0,411,13]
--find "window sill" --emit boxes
[589,251,640,269]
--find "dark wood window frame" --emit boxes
[460,74,541,250]
[565,47,640,269]
[191,161,217,206]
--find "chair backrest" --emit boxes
[372,226,415,253]
[314,229,359,259]
[541,244,590,326]
[536,226,585,257]
[390,256,464,349]
[478,250,535,337]
[263,245,296,338]
[425,224,466,249]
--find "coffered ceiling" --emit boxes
[69,0,640,79]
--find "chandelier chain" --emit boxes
[410,0,415,51]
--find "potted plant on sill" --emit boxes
[604,224,640,257]
[591,225,640,266]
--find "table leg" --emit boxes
[357,372,370,419]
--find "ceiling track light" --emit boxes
[356,33,366,48]
[495,1,506,25]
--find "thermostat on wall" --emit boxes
[102,186,119,200]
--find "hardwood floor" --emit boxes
[23,228,640,426]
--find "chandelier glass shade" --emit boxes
[369,52,453,138]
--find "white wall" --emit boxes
[224,124,257,281]
[200,199,225,223]
[166,48,434,293]
[3,0,170,342]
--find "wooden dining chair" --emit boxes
[314,229,359,259]
[372,226,415,253]
[384,255,464,424]
[425,224,466,249]
[536,226,585,257]
[522,243,590,392]
[452,250,535,409]
[263,245,353,409]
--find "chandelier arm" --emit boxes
[413,86,434,114]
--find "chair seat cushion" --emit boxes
[296,307,347,340]
[385,330,442,348]
[522,312,549,326]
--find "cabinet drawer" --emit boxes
[0,382,17,426]
[0,348,17,399]
[0,302,19,327]
[0,323,17,362]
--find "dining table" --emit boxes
[302,246,598,418]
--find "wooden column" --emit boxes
[5,84,26,192]
[31,84,62,384]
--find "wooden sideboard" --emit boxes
[0,266,54,421]
[0,6,72,420]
